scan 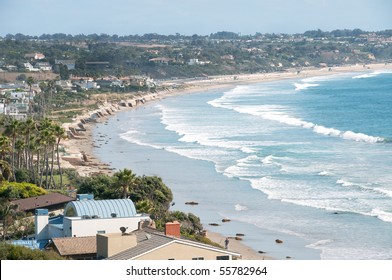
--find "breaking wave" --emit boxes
[209,97,385,143]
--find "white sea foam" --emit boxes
[374,188,392,198]
[261,155,275,165]
[306,239,334,249]
[209,94,385,143]
[370,208,392,223]
[241,147,257,154]
[336,179,356,187]
[294,82,320,91]
[341,130,383,143]
[352,72,381,79]
[318,171,333,176]
[235,204,248,211]
[119,131,162,149]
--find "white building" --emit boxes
[23,62,40,72]
[35,62,52,71]
[188,58,199,65]
[35,195,149,241]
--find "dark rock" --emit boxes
[275,239,283,244]
[185,201,199,205]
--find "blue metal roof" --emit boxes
[64,199,137,218]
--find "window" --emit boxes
[216,256,230,260]
[97,230,106,234]
[192,257,204,260]
[65,207,76,217]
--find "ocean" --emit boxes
[93,70,392,260]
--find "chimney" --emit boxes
[35,209,49,241]
[96,233,137,259]
[164,221,181,238]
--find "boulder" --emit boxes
[185,201,199,205]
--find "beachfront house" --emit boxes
[47,221,241,260]
[100,222,241,260]
[73,79,100,90]
[34,194,150,243]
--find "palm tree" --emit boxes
[26,76,35,116]
[4,119,21,181]
[114,168,138,199]
[0,160,12,182]
[0,135,11,161]
[14,139,25,169]
[21,118,36,173]
[53,124,66,188]
[38,127,55,188]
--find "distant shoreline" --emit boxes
[60,62,392,260]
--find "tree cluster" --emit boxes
[0,117,67,189]
[75,168,203,236]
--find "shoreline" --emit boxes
[61,62,392,176]
[60,62,392,260]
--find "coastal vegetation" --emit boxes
[1,29,392,81]
[0,117,67,189]
[0,242,65,260]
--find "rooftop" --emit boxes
[106,227,241,260]
[52,236,96,256]
[12,193,75,212]
[64,198,137,218]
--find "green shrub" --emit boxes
[0,242,65,260]
[0,182,47,199]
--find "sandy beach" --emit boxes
[61,62,392,176]
[59,62,392,260]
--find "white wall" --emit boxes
[63,216,146,237]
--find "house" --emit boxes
[188,58,199,65]
[149,57,172,65]
[55,59,76,71]
[34,194,150,241]
[99,222,241,260]
[55,80,74,90]
[5,106,27,120]
[35,62,52,71]
[129,76,156,88]
[74,79,100,90]
[5,65,17,71]
[24,53,45,60]
[12,193,75,214]
[23,62,40,72]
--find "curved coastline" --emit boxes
[60,63,392,260]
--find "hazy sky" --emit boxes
[0,0,391,36]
